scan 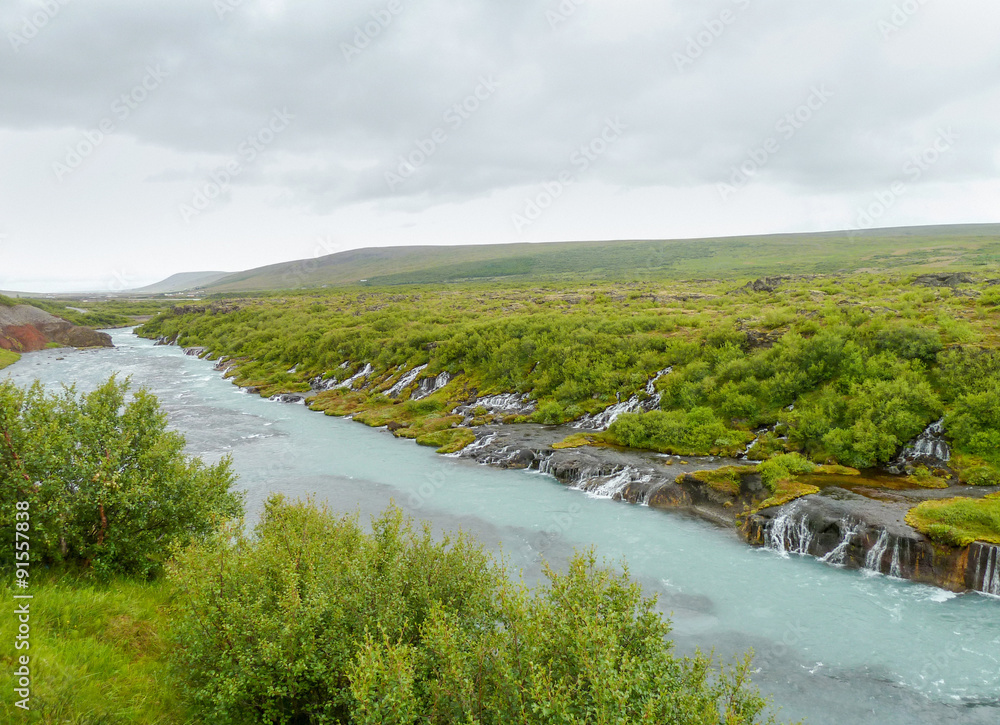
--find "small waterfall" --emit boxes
[865,530,890,574]
[738,426,772,459]
[386,364,428,397]
[268,393,306,405]
[585,467,637,499]
[411,371,452,400]
[975,545,1000,597]
[819,519,863,566]
[454,393,537,421]
[893,418,951,466]
[573,395,642,430]
[536,454,554,476]
[574,367,673,431]
[888,538,905,579]
[312,363,375,392]
[457,432,498,457]
[767,502,813,557]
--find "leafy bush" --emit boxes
[609,407,743,455]
[0,377,242,578]
[532,399,566,425]
[169,498,778,725]
[757,453,816,493]
[946,383,1000,464]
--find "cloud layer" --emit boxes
[2,0,999,291]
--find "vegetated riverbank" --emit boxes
[135,271,1000,597]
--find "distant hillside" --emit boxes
[196,224,1000,292]
[132,271,230,294]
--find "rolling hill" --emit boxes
[130,271,231,294]
[146,224,1000,294]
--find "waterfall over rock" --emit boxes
[311,363,374,392]
[453,393,537,423]
[573,367,672,431]
[971,543,1000,597]
[819,519,864,566]
[889,418,951,472]
[766,501,814,557]
[865,530,891,573]
[386,364,428,397]
[411,371,452,400]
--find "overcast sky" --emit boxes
[1,0,999,292]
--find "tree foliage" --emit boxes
[0,376,243,578]
[169,497,780,725]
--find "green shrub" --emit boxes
[963,464,1000,487]
[532,399,566,425]
[169,498,778,725]
[403,398,443,415]
[609,407,742,456]
[0,377,242,578]
[757,453,816,493]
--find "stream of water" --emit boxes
[5,329,999,724]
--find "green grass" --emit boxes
[0,574,190,724]
[906,497,1000,547]
[0,350,20,370]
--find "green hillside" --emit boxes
[202,224,1000,292]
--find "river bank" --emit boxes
[167,340,1000,598]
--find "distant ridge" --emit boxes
[131,271,230,294]
[194,223,1000,292]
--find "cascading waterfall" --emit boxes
[411,371,451,400]
[386,364,428,397]
[889,538,905,579]
[891,418,951,469]
[585,466,638,499]
[456,432,498,457]
[317,363,373,391]
[767,502,814,557]
[573,367,673,431]
[819,519,863,566]
[865,530,891,574]
[976,546,1000,597]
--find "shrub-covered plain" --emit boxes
[137,274,1000,482]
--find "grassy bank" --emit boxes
[0,350,20,369]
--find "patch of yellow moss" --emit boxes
[814,464,860,476]
[750,479,820,514]
[416,428,477,454]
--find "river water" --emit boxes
[6,329,999,724]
